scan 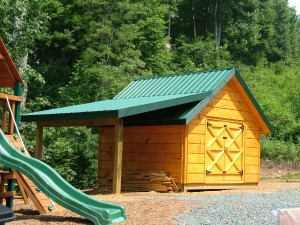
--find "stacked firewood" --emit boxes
[96,171,179,193]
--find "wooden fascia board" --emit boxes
[231,74,272,134]
[36,118,120,127]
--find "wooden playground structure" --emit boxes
[0,37,57,213]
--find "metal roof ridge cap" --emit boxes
[132,68,234,81]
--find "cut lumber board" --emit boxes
[96,171,178,193]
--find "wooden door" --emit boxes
[205,119,244,183]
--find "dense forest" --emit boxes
[0,0,299,189]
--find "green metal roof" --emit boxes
[21,92,209,122]
[114,68,234,99]
[21,68,272,133]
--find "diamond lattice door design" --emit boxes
[205,120,244,183]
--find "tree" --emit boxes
[0,0,49,106]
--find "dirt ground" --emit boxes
[8,165,300,225]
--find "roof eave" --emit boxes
[0,38,25,88]
[118,92,209,118]
[21,110,120,123]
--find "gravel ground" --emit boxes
[8,181,300,225]
[175,185,300,225]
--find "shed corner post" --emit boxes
[36,123,43,159]
[112,119,123,194]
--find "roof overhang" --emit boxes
[21,92,210,123]
[0,38,24,88]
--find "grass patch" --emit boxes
[281,172,300,181]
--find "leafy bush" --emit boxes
[41,127,98,189]
[261,138,299,163]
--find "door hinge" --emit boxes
[206,170,211,175]
[207,122,212,127]
[239,125,244,130]
[238,170,243,175]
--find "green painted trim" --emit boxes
[118,92,208,118]
[22,110,120,122]
[13,82,22,132]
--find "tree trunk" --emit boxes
[190,0,197,39]
[214,0,222,49]
[12,0,28,107]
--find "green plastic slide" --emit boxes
[0,130,126,225]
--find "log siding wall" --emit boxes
[99,125,185,183]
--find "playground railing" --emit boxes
[0,93,22,135]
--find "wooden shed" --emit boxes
[22,68,272,192]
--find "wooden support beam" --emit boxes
[37,118,119,127]
[1,103,7,132]
[0,93,22,102]
[112,119,123,194]
[35,124,43,159]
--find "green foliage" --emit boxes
[42,127,98,189]
[261,138,299,163]
[0,0,299,188]
[240,63,300,163]
[172,36,232,71]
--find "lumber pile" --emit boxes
[96,171,179,193]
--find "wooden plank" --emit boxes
[245,156,259,166]
[244,174,259,183]
[188,124,206,135]
[245,139,259,148]
[8,101,15,134]
[188,133,205,144]
[245,165,259,174]
[37,118,119,127]
[100,134,114,144]
[186,174,205,183]
[123,162,181,174]
[245,129,259,139]
[112,119,123,194]
[124,133,183,144]
[189,114,206,125]
[0,93,22,102]
[101,152,181,164]
[187,163,205,174]
[124,125,184,135]
[188,144,205,154]
[188,153,205,164]
[245,121,260,131]
[207,98,248,112]
[1,103,6,132]
[244,147,259,157]
[215,90,243,102]
[201,106,256,122]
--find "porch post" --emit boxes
[112,119,123,194]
